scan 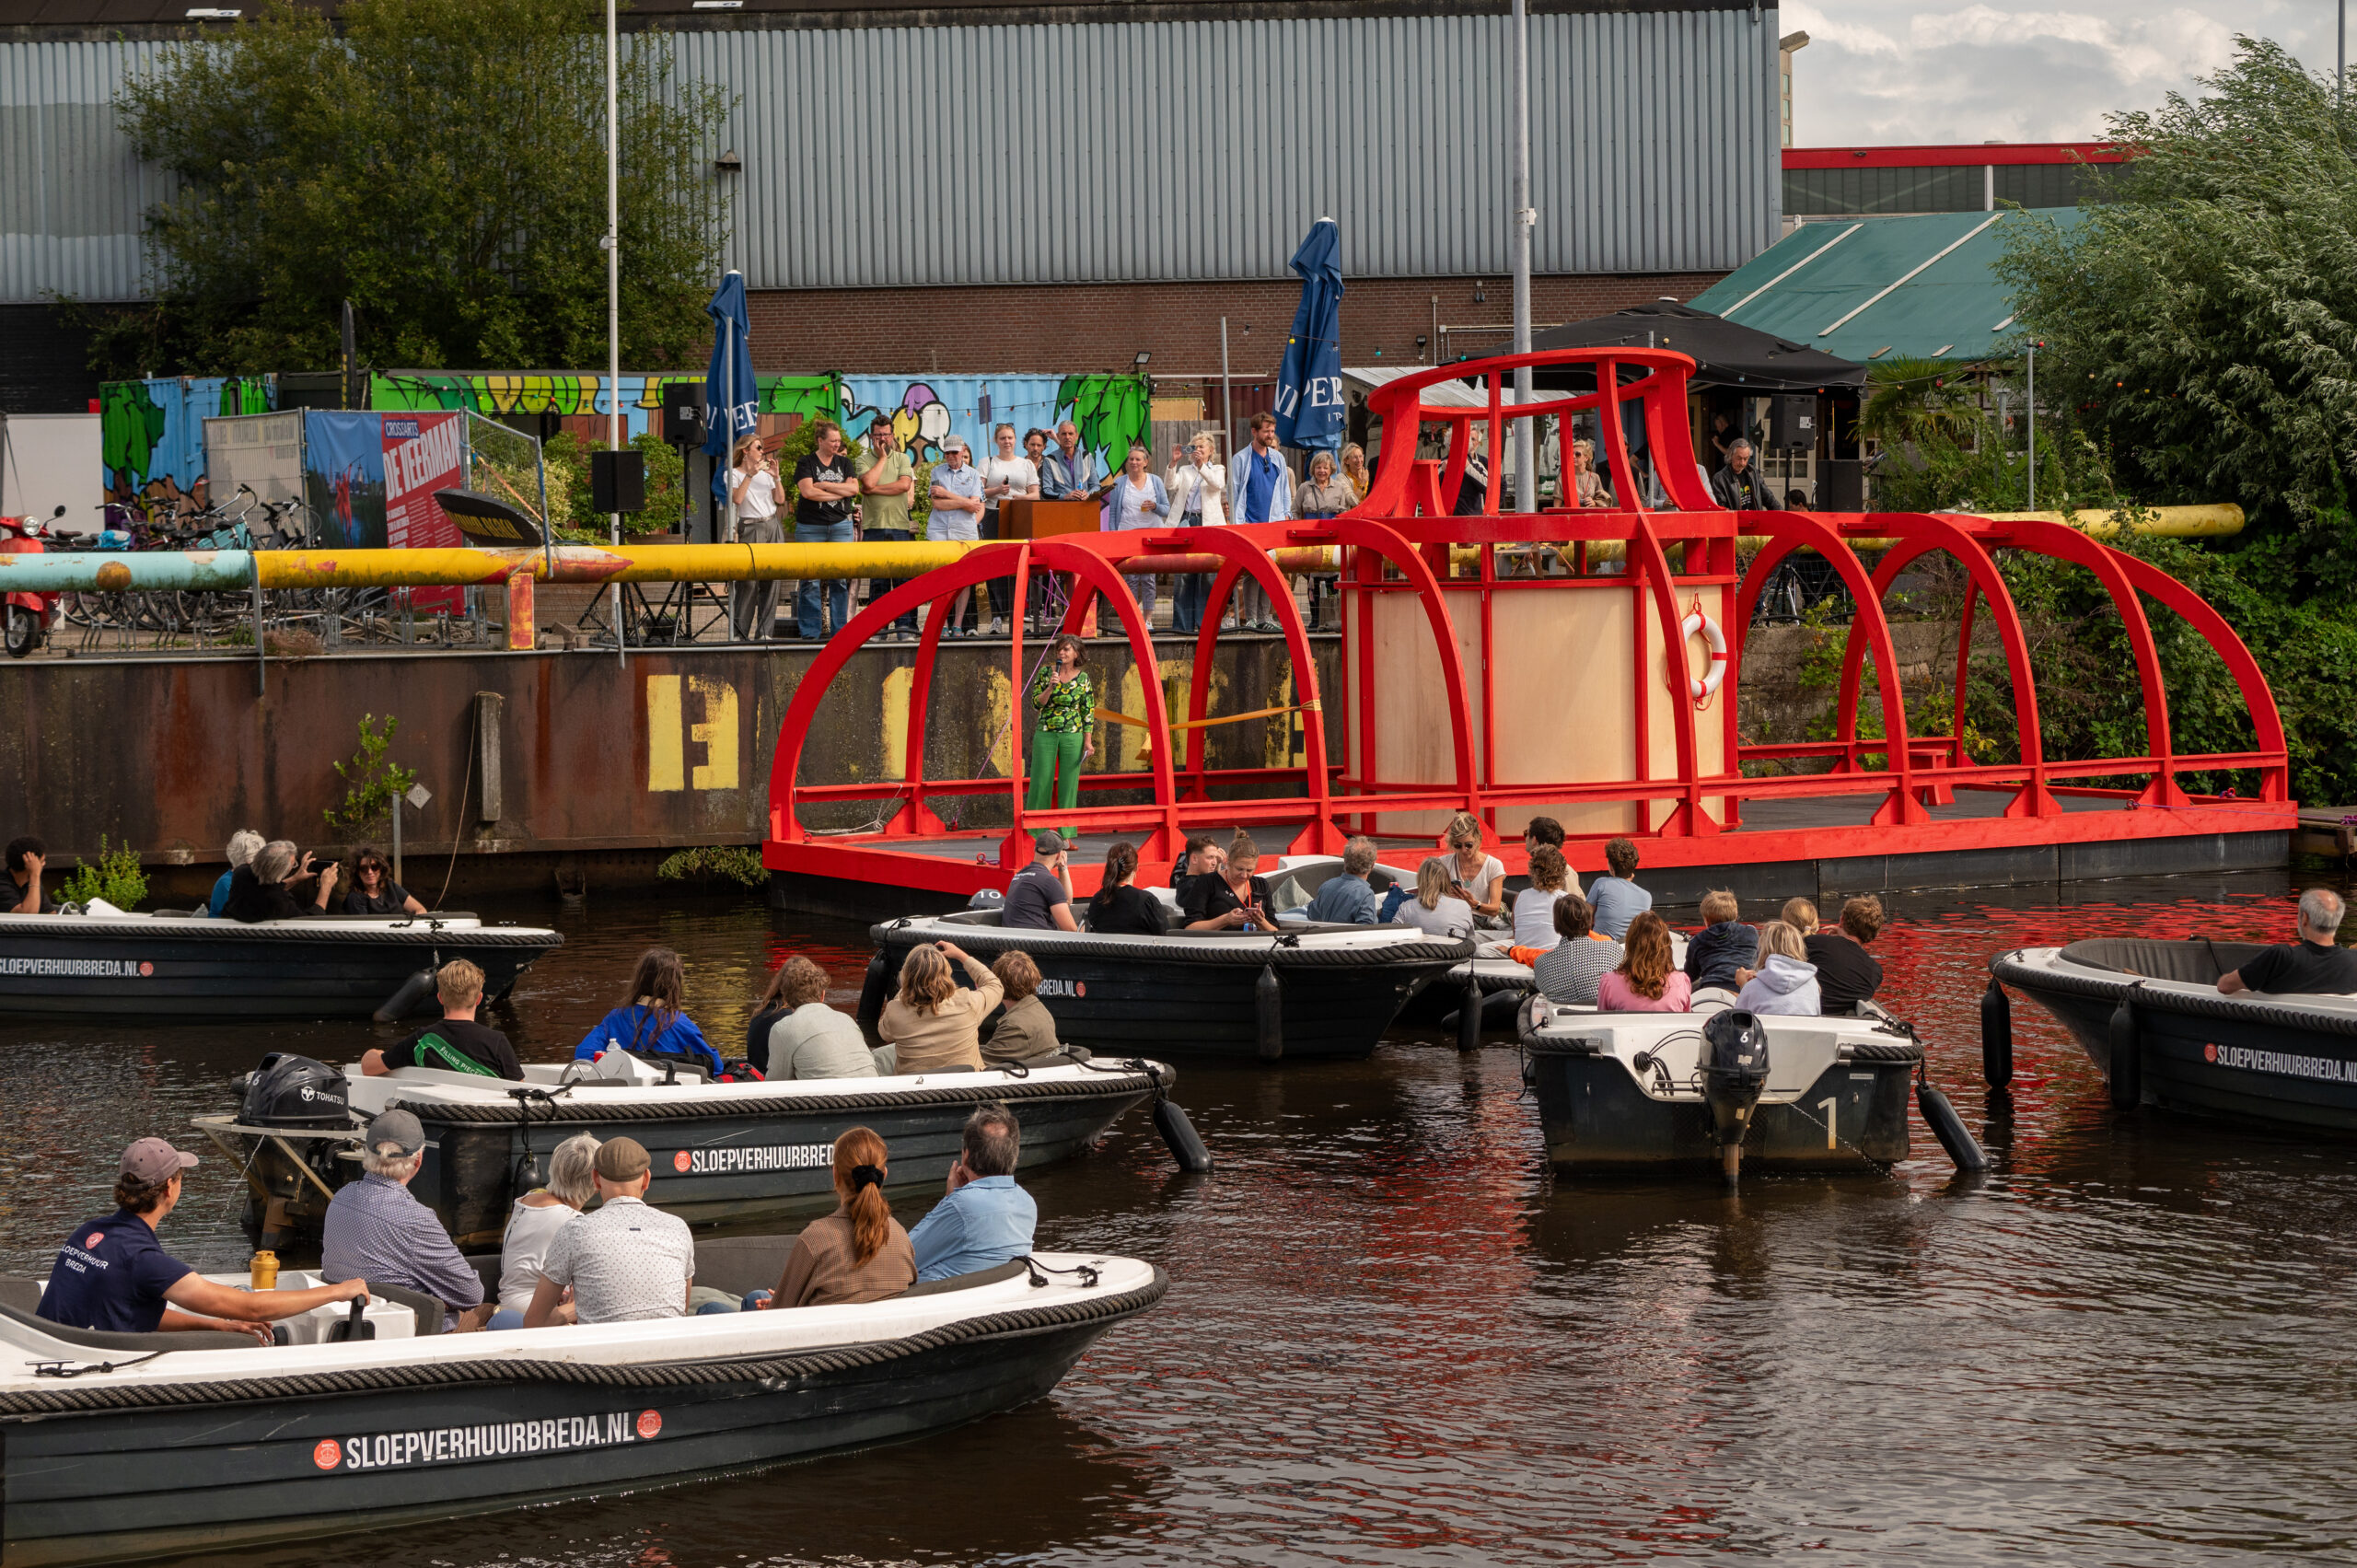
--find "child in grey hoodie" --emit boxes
[1734,920,1821,1016]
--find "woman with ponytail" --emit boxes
[764,1127,917,1307]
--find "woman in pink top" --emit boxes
[1596,911,1693,1012]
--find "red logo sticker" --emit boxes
[312,1438,343,1470]
[635,1409,662,1440]
[137,961,154,977]
[1075,980,1086,997]
[2205,1042,2219,1063]
[86,1234,103,1249]
[671,1150,691,1174]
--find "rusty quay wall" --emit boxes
[4,638,1341,901]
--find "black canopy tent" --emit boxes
[1488,300,1868,393]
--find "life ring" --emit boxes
[1680,609,1728,701]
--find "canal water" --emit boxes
[10,874,2357,1567]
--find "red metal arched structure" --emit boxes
[765,347,2289,903]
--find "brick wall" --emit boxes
[745,272,1728,377]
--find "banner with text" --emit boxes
[384,412,466,613]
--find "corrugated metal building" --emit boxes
[0,0,1782,404]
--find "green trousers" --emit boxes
[1026,727,1086,837]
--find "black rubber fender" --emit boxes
[1916,1079,1989,1172]
[1153,1097,1213,1172]
[1255,965,1283,1063]
[1980,978,2014,1089]
[372,967,438,1024]
[2108,997,2142,1109]
[857,949,889,1028]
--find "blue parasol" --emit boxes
[1272,218,1346,450]
[702,270,759,501]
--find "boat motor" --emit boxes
[237,1053,354,1131]
[1700,1010,1771,1186]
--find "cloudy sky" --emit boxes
[1783,1,2341,144]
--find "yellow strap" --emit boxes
[1094,703,1305,732]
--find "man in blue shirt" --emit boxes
[1231,412,1294,632]
[320,1109,490,1331]
[908,1104,1037,1282]
[41,1137,366,1342]
[1298,835,1381,924]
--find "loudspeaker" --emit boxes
[590,449,646,514]
[1819,457,1864,511]
[662,381,707,448]
[1770,394,1817,451]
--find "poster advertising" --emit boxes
[301,412,387,551]
[384,412,466,613]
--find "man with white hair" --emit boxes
[1709,437,1781,511]
[320,1109,487,1331]
[2218,889,2357,995]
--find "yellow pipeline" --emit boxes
[250,540,1343,591]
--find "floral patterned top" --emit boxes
[1030,668,1095,734]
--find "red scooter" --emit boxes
[1,505,67,657]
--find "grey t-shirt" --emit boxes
[1585,876,1653,940]
[538,1196,694,1323]
[1003,862,1071,931]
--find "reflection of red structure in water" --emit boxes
[766,347,2289,904]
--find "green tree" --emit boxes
[1995,37,2357,532]
[1858,358,1986,451]
[99,0,731,377]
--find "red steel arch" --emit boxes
[764,343,2292,900]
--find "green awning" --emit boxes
[1689,208,2084,365]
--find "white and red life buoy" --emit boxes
[1680,608,1728,701]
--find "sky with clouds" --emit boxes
[1783,2,2341,144]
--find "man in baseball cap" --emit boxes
[526,1135,697,1327]
[38,1137,367,1343]
[320,1109,488,1332]
[1001,830,1077,934]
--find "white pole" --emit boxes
[2026,343,2037,511]
[606,0,624,662]
[1510,0,1536,513]
[1220,317,1234,459]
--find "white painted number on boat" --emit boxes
[1818,1098,1837,1150]
[671,1144,832,1176]
[312,1411,662,1472]
[2204,1041,2357,1082]
[0,958,153,977]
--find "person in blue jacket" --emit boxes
[574,947,721,1075]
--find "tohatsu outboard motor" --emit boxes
[237,1052,354,1131]
[1700,1010,1771,1186]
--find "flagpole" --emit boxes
[607,0,624,664]
[1510,0,1535,513]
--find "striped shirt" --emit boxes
[320,1173,484,1326]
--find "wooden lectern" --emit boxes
[999,498,1102,540]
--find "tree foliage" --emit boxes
[101,0,731,377]
[1995,37,2357,531]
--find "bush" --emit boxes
[325,714,418,841]
[58,836,149,910]
[656,844,766,888]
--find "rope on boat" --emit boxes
[0,920,563,948]
[391,1068,1163,1125]
[0,1270,1167,1418]
[876,926,1474,970]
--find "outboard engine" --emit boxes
[237,1052,354,1130]
[1699,1010,1771,1186]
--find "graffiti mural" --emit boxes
[100,376,273,517]
[373,373,845,442]
[837,375,1149,474]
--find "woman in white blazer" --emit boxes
[1166,432,1227,633]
